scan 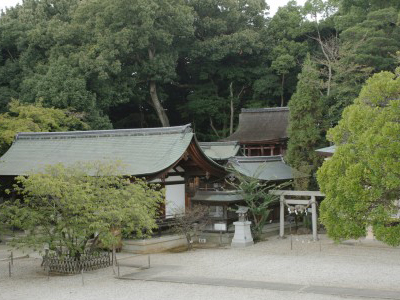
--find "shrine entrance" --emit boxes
[269,190,325,241]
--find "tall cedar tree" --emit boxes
[286,56,325,189]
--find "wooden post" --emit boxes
[112,245,116,275]
[279,195,285,238]
[311,196,318,241]
[290,221,292,250]
[290,233,293,250]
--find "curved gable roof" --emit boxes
[228,155,307,181]
[199,141,240,161]
[0,125,196,176]
[224,107,289,143]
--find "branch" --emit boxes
[209,117,220,138]
[170,82,192,89]
[237,85,247,99]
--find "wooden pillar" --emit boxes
[279,195,285,238]
[311,196,318,241]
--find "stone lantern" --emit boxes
[231,206,254,248]
[236,206,249,222]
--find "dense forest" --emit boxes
[0,0,399,143]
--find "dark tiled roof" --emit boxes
[224,107,289,143]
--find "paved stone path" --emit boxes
[120,267,400,300]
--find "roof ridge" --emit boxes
[230,155,284,163]
[199,141,239,146]
[241,107,289,113]
[195,190,242,195]
[15,124,192,140]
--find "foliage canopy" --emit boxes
[317,68,400,246]
[0,162,164,257]
[0,100,89,155]
[286,56,325,189]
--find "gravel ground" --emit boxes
[1,234,399,300]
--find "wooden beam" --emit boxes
[284,199,310,205]
[270,190,325,197]
[163,180,185,185]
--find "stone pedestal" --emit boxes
[365,225,375,240]
[231,221,254,248]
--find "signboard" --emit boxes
[214,222,227,231]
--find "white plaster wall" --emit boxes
[165,184,185,218]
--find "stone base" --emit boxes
[122,235,186,254]
[231,221,254,248]
[231,240,254,248]
[365,226,375,240]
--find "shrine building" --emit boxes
[223,107,289,157]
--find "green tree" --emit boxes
[73,0,194,127]
[286,56,325,189]
[317,68,400,246]
[334,0,400,32]
[319,38,373,126]
[227,168,279,241]
[0,162,164,257]
[0,0,111,129]
[338,6,400,73]
[180,0,266,139]
[266,1,309,107]
[0,100,89,155]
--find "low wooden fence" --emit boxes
[42,251,111,274]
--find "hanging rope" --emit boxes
[284,199,312,215]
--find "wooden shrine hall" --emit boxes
[0,124,227,217]
[223,107,289,157]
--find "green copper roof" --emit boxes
[0,125,194,176]
[315,145,336,156]
[229,156,307,181]
[199,141,240,160]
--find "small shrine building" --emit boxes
[223,107,289,157]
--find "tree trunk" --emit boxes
[148,48,170,127]
[149,81,170,127]
[186,233,192,251]
[222,113,227,136]
[229,82,234,135]
[316,29,332,97]
[210,117,220,138]
[280,74,285,107]
[327,64,332,97]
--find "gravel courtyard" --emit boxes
[1,234,400,300]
